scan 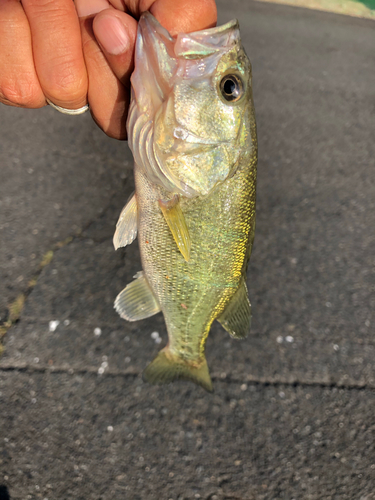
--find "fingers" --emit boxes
[0,0,44,108]
[0,0,88,110]
[0,0,217,137]
[142,0,217,35]
[93,11,137,84]
[10,0,87,108]
[76,1,136,139]
[83,0,216,138]
[21,0,88,109]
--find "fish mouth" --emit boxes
[174,18,240,59]
[140,12,240,60]
[134,12,241,98]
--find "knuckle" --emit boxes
[45,57,87,104]
[27,0,72,20]
[0,76,42,108]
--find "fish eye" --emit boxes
[219,74,244,103]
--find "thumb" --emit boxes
[93,10,137,89]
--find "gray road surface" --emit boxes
[0,1,374,499]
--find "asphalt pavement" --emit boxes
[0,1,374,499]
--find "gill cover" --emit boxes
[128,12,250,197]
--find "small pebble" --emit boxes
[285,335,294,343]
[49,320,60,332]
[94,327,102,337]
[151,331,159,340]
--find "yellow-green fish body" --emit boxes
[114,13,257,391]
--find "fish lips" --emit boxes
[132,12,242,111]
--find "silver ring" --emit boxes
[46,98,89,115]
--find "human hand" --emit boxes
[0,0,217,139]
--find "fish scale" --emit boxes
[135,138,256,368]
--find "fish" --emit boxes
[113,12,257,392]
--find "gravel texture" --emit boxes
[0,2,374,499]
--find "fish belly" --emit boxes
[135,153,256,364]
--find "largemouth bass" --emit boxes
[114,12,257,392]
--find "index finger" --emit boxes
[138,0,217,35]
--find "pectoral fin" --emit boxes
[113,193,138,250]
[114,271,161,321]
[159,195,191,262]
[217,280,251,339]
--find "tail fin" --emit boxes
[143,348,213,392]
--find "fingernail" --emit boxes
[94,15,130,55]
[75,0,110,18]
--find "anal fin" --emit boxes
[159,195,191,262]
[217,280,251,339]
[114,271,160,321]
[143,348,213,392]
[113,193,138,250]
